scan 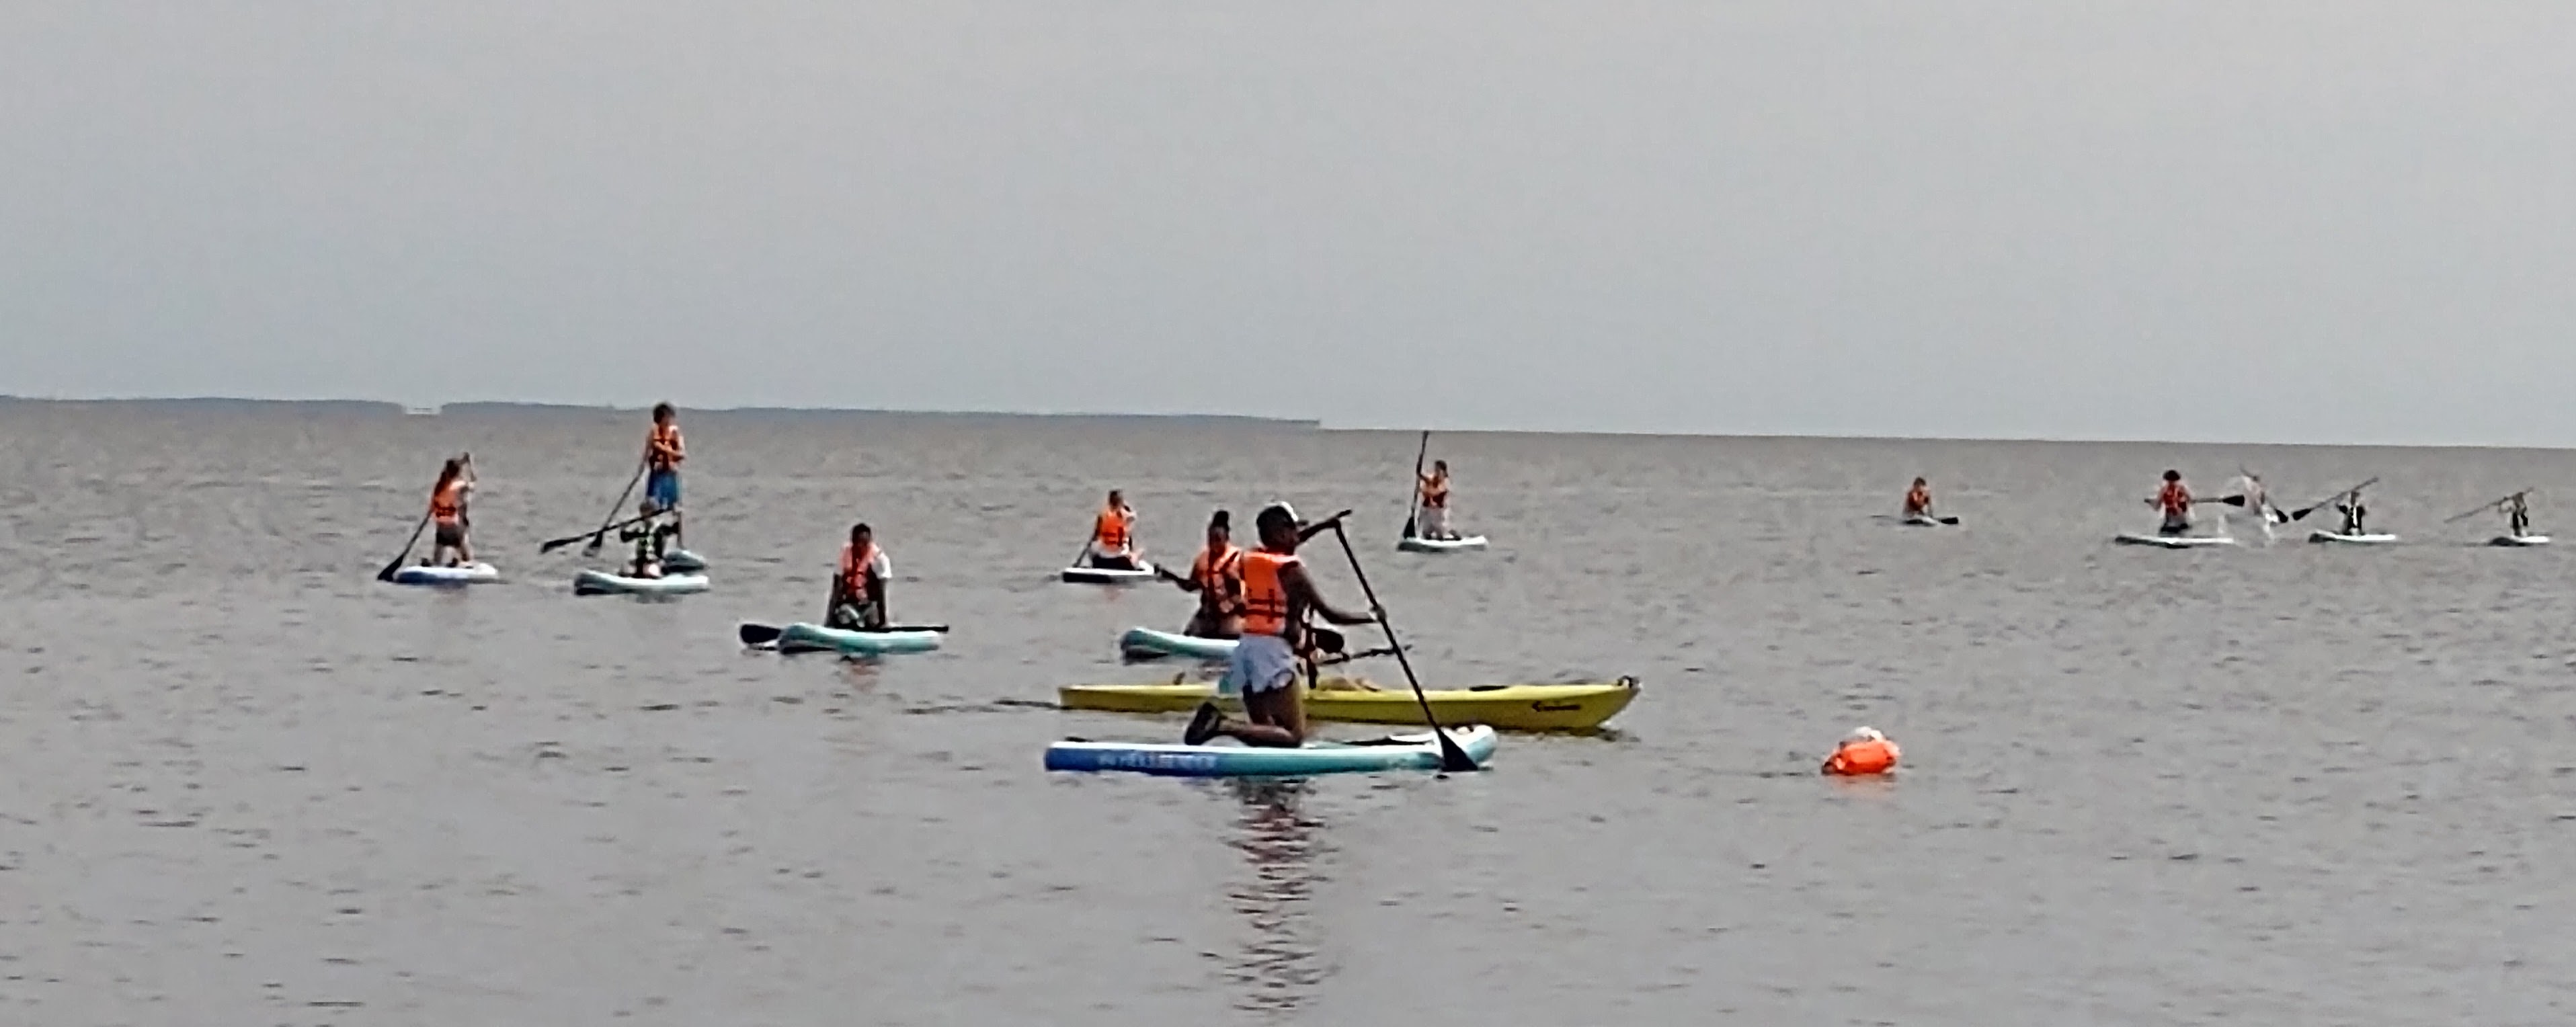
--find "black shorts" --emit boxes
[435,522,467,547]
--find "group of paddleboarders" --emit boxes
[617,403,690,578]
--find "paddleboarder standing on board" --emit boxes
[1157,509,1244,639]
[1416,460,1458,540]
[643,403,686,549]
[826,522,891,630]
[2149,470,2193,536]
[1185,503,1379,749]
[426,454,475,567]
[1086,490,1141,569]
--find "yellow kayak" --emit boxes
[1057,676,1638,732]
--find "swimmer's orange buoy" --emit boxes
[1822,727,1899,776]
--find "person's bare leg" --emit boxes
[1221,684,1305,748]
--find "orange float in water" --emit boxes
[1822,727,1900,776]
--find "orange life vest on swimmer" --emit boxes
[1822,734,1900,776]
[429,479,467,524]
[647,423,684,470]
[2158,481,2191,516]
[839,542,881,595]
[1094,507,1133,551]
[1193,543,1244,614]
[1240,549,1299,637]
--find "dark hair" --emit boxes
[2162,469,2181,481]
[1255,504,1297,533]
[1209,509,1230,530]
[652,402,675,420]
[852,522,872,537]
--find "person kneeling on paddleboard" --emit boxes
[1903,478,1933,518]
[618,498,673,578]
[1158,509,1243,639]
[2148,470,2193,536]
[826,522,891,630]
[1417,460,1458,540]
[426,454,475,567]
[2336,487,2370,536]
[1184,503,1379,749]
[1086,490,1141,569]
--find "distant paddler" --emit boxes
[2333,483,2372,536]
[1156,509,1244,639]
[1083,489,1142,570]
[2217,470,2287,540]
[643,403,686,549]
[1415,460,1459,541]
[1903,478,1933,518]
[2445,489,2544,544]
[2146,470,2194,536]
[1184,503,1379,749]
[826,522,892,630]
[426,454,477,567]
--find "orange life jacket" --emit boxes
[647,423,684,470]
[839,542,881,596]
[1240,549,1298,637]
[1420,473,1449,509]
[1093,507,1133,551]
[2158,482,2191,516]
[429,479,467,524]
[1822,737,1900,776]
[1193,543,1244,614]
[1904,487,1931,515]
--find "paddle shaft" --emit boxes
[376,509,433,581]
[584,460,648,552]
[1401,430,1428,538]
[541,511,659,552]
[2446,489,2533,524]
[1328,522,1475,771]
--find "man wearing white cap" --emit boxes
[1184,503,1377,748]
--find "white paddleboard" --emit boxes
[2490,534,2551,547]
[2308,531,2399,545]
[2114,532,2237,548]
[1397,534,1488,552]
[389,562,500,585]
[1061,562,1156,585]
[573,570,711,595]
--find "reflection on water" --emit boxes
[1223,780,1328,1018]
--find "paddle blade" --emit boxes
[1434,729,1479,772]
[738,622,783,647]
[1938,516,1961,526]
[374,561,401,583]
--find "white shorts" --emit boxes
[1219,633,1299,696]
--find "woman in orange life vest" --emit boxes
[1156,509,1243,639]
[1902,478,1933,518]
[642,403,686,546]
[1416,460,1457,540]
[2148,469,2193,536]
[1184,503,1379,749]
[826,522,892,630]
[426,454,475,567]
[1821,727,1900,776]
[1086,489,1141,570]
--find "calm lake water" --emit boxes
[3,400,2572,1025]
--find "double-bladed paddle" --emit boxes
[539,511,657,554]
[2287,477,2379,522]
[1326,518,1479,773]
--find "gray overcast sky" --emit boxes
[3,3,2571,444]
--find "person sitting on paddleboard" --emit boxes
[2335,487,2370,536]
[826,522,891,630]
[2149,470,2193,536]
[1087,490,1141,569]
[1158,509,1244,639]
[1416,460,1457,540]
[618,497,671,578]
[1184,503,1379,749]
[643,403,686,548]
[426,454,475,567]
[1903,478,1933,518]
